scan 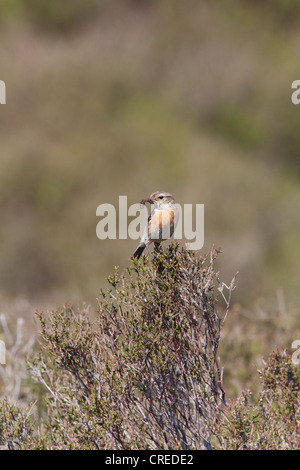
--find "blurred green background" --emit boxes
[0,0,300,314]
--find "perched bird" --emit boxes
[132,191,179,259]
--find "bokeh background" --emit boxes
[0,0,299,394]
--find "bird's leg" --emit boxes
[154,242,160,253]
[146,245,154,261]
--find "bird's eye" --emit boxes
[159,196,164,199]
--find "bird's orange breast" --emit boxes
[148,207,177,241]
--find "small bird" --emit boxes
[132,191,179,259]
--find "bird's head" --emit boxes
[140,191,175,207]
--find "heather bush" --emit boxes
[0,314,35,403]
[28,244,235,450]
[217,350,300,450]
[0,245,299,450]
[0,398,34,450]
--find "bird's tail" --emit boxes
[132,245,145,259]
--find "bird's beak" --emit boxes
[140,197,154,205]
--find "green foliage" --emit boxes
[25,0,103,33]
[0,0,300,304]
[209,102,265,150]
[276,110,300,172]
[0,0,23,19]
[255,0,300,25]
[0,0,104,32]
